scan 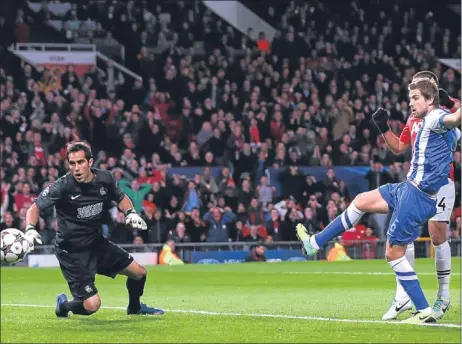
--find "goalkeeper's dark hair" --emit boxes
[412,71,439,85]
[66,141,93,161]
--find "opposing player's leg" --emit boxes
[428,180,454,319]
[296,188,389,256]
[55,248,101,317]
[429,221,451,318]
[97,239,164,315]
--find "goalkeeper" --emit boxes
[24,141,164,317]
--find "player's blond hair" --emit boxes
[408,77,439,106]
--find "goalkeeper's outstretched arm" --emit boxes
[25,203,40,228]
[24,203,43,248]
[118,195,148,231]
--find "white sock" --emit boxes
[310,202,364,250]
[395,243,415,301]
[343,202,365,227]
[389,256,430,311]
[309,236,320,250]
[434,241,451,299]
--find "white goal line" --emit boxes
[285,271,461,276]
[1,303,460,329]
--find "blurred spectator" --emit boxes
[119,179,152,212]
[244,243,267,262]
[168,222,191,243]
[203,207,236,242]
[361,227,378,259]
[147,209,168,243]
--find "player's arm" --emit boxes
[441,108,461,130]
[24,181,63,249]
[382,130,411,155]
[107,173,148,230]
[439,89,461,113]
[372,107,411,155]
[118,195,136,214]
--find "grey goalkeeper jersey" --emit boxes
[35,168,125,252]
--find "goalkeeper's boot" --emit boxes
[401,308,436,324]
[55,293,69,318]
[127,302,164,315]
[432,297,450,320]
[295,223,318,257]
[382,298,412,320]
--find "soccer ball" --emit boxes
[1,228,30,263]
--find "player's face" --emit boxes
[409,89,433,118]
[68,150,93,183]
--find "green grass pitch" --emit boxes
[1,258,460,343]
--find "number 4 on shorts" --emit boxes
[438,197,446,211]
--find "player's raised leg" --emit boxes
[119,260,164,315]
[296,189,388,256]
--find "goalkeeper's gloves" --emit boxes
[372,107,391,134]
[24,224,43,252]
[438,88,455,109]
[125,209,148,230]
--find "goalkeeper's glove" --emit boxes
[24,224,43,252]
[438,88,455,109]
[125,209,148,230]
[372,107,390,134]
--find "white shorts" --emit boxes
[430,179,455,222]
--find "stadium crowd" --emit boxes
[0,0,460,252]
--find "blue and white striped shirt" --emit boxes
[407,108,460,194]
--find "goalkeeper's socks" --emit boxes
[314,202,364,248]
[126,275,146,312]
[434,241,451,300]
[389,256,429,311]
[63,300,95,316]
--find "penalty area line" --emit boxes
[1,303,460,329]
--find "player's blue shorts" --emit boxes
[379,181,437,245]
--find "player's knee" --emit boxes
[352,194,366,211]
[429,222,447,246]
[430,233,446,246]
[385,245,405,262]
[129,262,147,280]
[135,264,147,280]
[385,251,394,262]
[83,295,101,314]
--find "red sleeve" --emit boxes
[399,124,411,144]
[449,97,460,113]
